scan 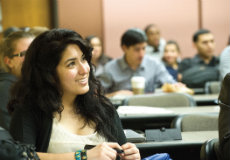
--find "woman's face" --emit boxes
[56,44,90,97]
[90,37,102,61]
[163,44,180,65]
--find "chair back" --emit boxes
[205,81,221,94]
[200,138,220,160]
[123,93,196,107]
[171,113,218,132]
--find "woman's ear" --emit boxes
[4,56,13,69]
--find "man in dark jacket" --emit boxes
[178,29,219,89]
[0,70,17,130]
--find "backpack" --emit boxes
[0,127,40,160]
[142,153,172,160]
[181,65,219,88]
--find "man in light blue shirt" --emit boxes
[98,28,175,97]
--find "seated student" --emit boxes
[85,35,112,77]
[98,28,176,97]
[8,29,140,160]
[218,73,230,160]
[144,24,166,61]
[0,31,34,130]
[162,40,182,81]
[178,29,219,88]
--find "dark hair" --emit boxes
[85,35,102,51]
[121,28,147,47]
[193,29,211,42]
[8,28,117,142]
[144,24,157,34]
[165,40,180,53]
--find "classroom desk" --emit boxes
[192,94,219,106]
[110,93,219,107]
[118,106,219,130]
[137,131,218,160]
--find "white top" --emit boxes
[145,38,166,61]
[47,118,106,153]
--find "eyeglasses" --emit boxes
[10,51,26,58]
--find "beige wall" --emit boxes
[202,0,230,55]
[58,0,229,58]
[103,0,230,58]
[57,0,103,39]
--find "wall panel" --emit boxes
[103,0,199,58]
[58,0,103,38]
[202,0,230,55]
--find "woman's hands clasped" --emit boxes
[86,142,140,160]
[120,142,140,160]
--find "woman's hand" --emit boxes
[87,142,123,160]
[120,143,140,160]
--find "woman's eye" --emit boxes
[67,61,75,67]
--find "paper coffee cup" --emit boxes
[131,76,145,95]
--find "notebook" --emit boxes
[124,129,146,143]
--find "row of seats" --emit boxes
[121,82,221,160]
[170,113,219,160]
[171,113,218,132]
[123,92,196,107]
[123,81,221,108]
[204,81,221,94]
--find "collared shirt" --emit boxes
[179,54,219,73]
[98,55,175,93]
[145,38,166,61]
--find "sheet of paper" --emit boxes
[117,106,173,115]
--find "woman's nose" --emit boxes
[79,62,90,74]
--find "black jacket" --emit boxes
[9,105,127,152]
[0,71,17,130]
[178,54,219,88]
[218,73,230,160]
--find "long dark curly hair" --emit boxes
[8,28,117,141]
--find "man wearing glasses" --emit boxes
[0,31,34,130]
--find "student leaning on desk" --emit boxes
[97,28,193,98]
[7,29,140,160]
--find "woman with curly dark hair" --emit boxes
[8,28,140,160]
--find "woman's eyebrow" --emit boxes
[64,57,77,64]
